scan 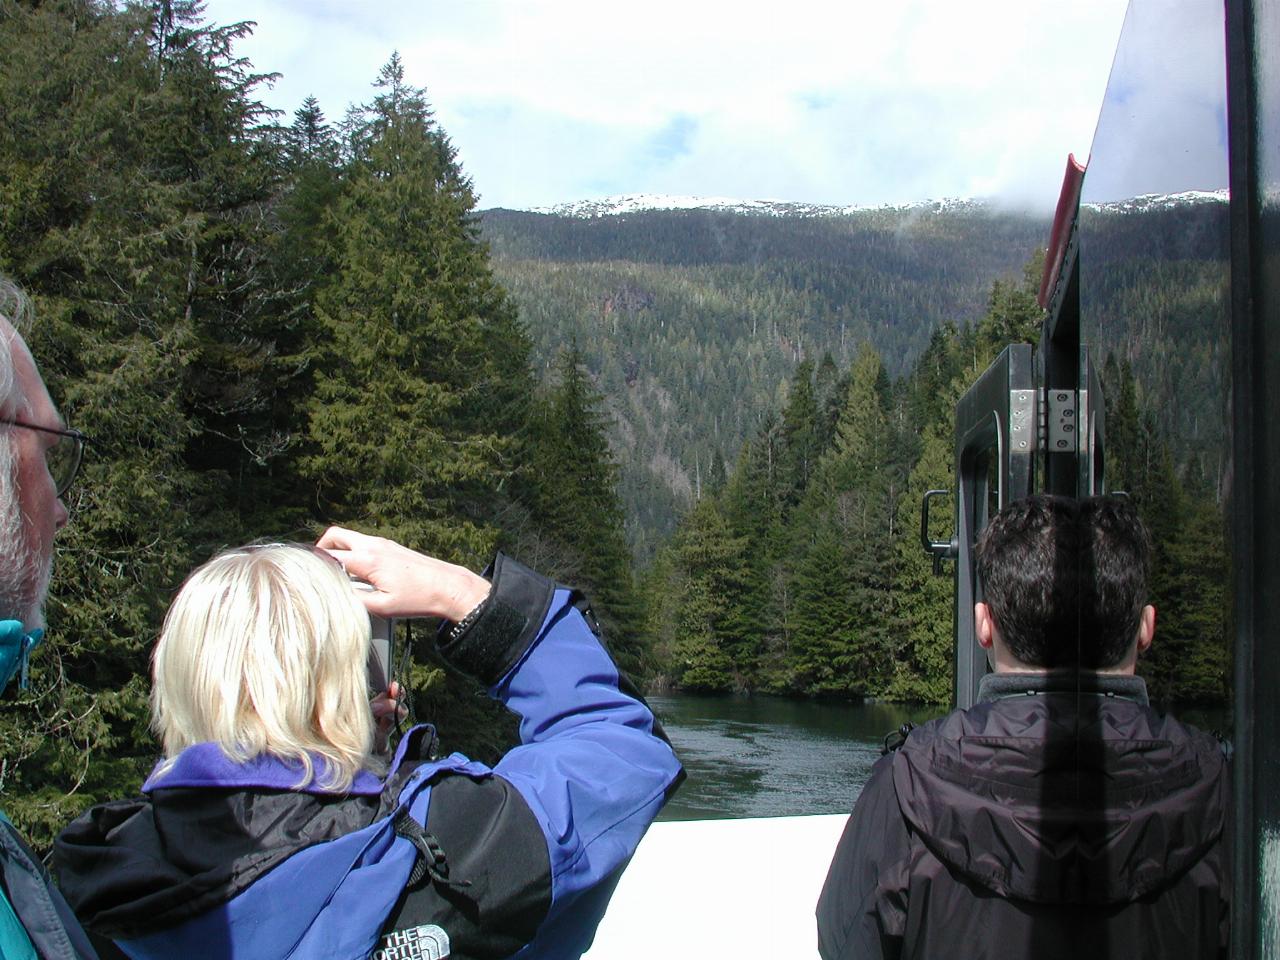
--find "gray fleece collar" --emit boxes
[977,670,1150,706]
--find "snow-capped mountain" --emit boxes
[514,190,1229,220]
[1085,189,1229,214]
[522,194,985,219]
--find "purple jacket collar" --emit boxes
[142,725,435,797]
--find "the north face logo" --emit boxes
[371,924,450,960]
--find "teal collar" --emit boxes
[0,621,44,691]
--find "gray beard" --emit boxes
[0,468,46,628]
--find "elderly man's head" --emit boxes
[0,280,69,629]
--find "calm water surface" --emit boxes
[650,693,942,821]
[651,692,1230,821]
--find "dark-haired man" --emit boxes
[816,495,1229,960]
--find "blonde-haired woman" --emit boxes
[149,542,393,794]
[57,529,682,960]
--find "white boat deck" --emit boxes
[584,814,848,959]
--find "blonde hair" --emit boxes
[151,544,375,792]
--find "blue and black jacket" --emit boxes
[54,554,683,960]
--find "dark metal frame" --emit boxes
[1226,0,1276,955]
[950,344,1036,708]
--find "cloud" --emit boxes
[204,0,1133,210]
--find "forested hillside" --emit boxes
[491,196,1232,712]
[639,254,1230,710]
[1081,196,1231,495]
[481,205,1051,556]
[479,197,1231,560]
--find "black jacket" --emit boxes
[816,673,1230,960]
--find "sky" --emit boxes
[196,1,1223,212]
[1083,1,1230,203]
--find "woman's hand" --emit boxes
[371,680,407,754]
[315,526,491,622]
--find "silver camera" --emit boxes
[350,579,396,693]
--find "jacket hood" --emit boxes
[55,729,458,941]
[52,740,422,939]
[892,690,1228,906]
[55,784,384,939]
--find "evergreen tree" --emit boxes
[1102,354,1140,494]
[668,498,751,691]
[720,416,787,685]
[287,95,339,165]
[528,344,644,674]
[789,345,895,694]
[887,421,954,704]
[907,323,961,437]
[974,250,1046,356]
[778,359,819,509]
[0,0,277,843]
[815,350,843,451]
[1102,353,1228,704]
[302,55,527,560]
[1152,496,1229,704]
[787,518,862,693]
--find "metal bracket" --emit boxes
[1045,388,1078,454]
[1010,389,1037,456]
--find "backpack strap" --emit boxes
[387,753,490,895]
[882,722,915,755]
[393,810,471,892]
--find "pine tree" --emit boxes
[815,350,843,451]
[668,498,751,691]
[0,0,278,845]
[1154,497,1229,704]
[907,323,961,437]
[787,518,860,692]
[1102,355,1140,494]
[887,421,955,704]
[720,416,787,685]
[789,345,895,694]
[778,359,819,509]
[528,344,645,674]
[974,251,1046,356]
[302,55,528,561]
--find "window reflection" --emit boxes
[1079,0,1233,715]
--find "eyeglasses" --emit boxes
[0,420,88,497]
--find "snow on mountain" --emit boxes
[503,190,1229,220]
[519,194,986,219]
[1085,189,1229,214]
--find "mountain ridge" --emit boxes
[510,193,989,220]
[485,189,1230,221]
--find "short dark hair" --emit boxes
[975,495,1151,668]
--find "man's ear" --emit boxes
[975,602,995,649]
[1136,604,1156,656]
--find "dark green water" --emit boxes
[650,693,942,821]
[651,692,1231,821]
